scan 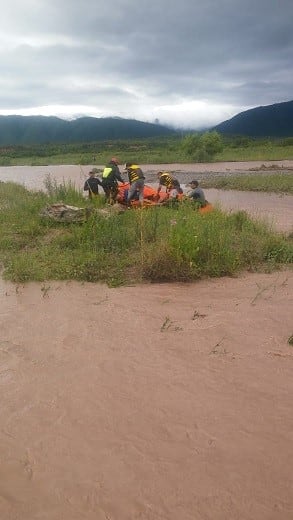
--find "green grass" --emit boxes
[216,145,293,162]
[0,136,292,166]
[0,180,292,285]
[202,173,293,194]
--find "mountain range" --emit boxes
[213,100,293,137]
[0,115,176,146]
[0,100,292,146]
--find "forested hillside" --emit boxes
[214,100,293,137]
[0,115,176,145]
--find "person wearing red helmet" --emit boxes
[101,157,124,204]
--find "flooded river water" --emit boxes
[1,162,293,519]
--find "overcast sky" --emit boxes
[0,0,292,129]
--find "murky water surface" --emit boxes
[0,161,292,232]
[0,161,292,519]
[0,271,293,519]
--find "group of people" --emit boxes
[83,157,145,206]
[83,157,207,208]
[83,157,122,203]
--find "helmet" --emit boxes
[111,157,119,165]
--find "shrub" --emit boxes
[181,131,223,161]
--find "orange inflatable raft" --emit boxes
[116,182,213,213]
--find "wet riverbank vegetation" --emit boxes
[0,135,292,167]
[0,181,292,285]
[202,173,293,194]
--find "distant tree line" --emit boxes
[0,133,292,166]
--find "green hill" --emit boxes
[0,115,176,145]
[214,100,293,137]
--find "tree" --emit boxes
[181,131,223,161]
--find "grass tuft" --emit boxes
[202,173,293,194]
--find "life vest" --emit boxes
[127,164,143,183]
[102,166,113,179]
[159,172,173,189]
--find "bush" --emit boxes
[181,131,223,161]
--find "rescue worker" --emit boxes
[101,157,124,204]
[156,171,182,199]
[159,179,181,207]
[187,180,207,207]
[83,168,102,199]
[125,162,145,207]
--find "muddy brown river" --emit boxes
[0,161,293,519]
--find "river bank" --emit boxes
[1,161,292,233]
[1,159,293,190]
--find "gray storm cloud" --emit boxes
[0,0,292,128]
